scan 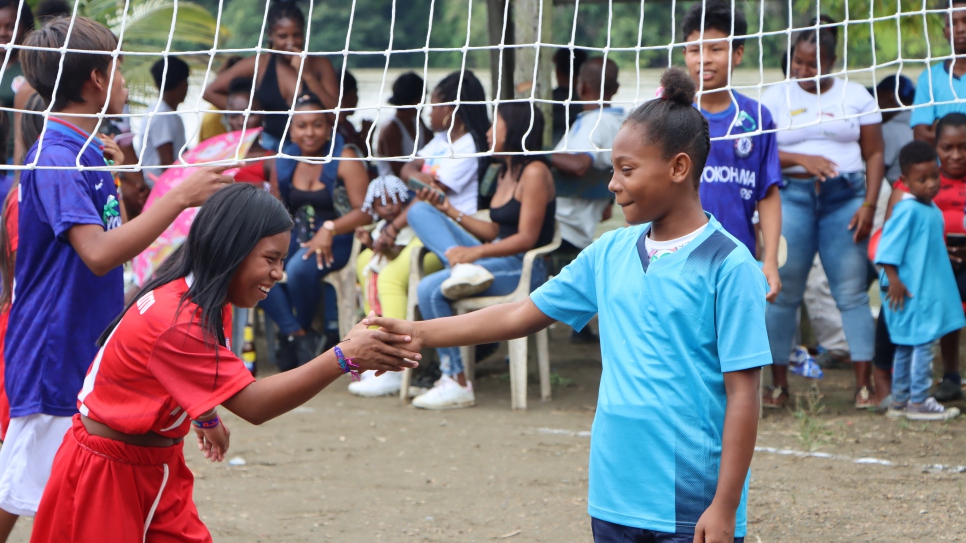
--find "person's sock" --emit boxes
[943,372,962,385]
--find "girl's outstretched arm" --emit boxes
[221,320,420,425]
[364,299,556,352]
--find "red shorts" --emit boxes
[31,415,211,543]
[0,309,10,440]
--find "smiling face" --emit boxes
[902,160,942,202]
[937,124,966,179]
[226,231,290,308]
[226,92,263,132]
[0,6,16,47]
[683,28,743,92]
[790,40,834,93]
[290,105,332,155]
[608,124,691,225]
[269,17,305,53]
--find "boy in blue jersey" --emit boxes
[875,141,964,421]
[911,0,966,145]
[0,17,232,540]
[682,0,783,302]
[369,68,769,543]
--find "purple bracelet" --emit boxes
[192,416,221,429]
[334,346,361,381]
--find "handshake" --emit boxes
[335,312,426,375]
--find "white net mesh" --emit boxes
[1,0,962,171]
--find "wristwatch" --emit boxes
[322,220,336,233]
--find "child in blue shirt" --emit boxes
[368,68,769,543]
[0,17,232,537]
[682,0,783,302]
[876,141,964,421]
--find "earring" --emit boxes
[443,114,452,126]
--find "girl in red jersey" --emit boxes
[30,183,420,543]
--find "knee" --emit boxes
[377,266,407,293]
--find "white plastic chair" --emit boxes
[323,235,363,340]
[400,224,562,410]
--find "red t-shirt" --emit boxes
[78,278,254,439]
[894,173,966,236]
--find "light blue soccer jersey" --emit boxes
[910,62,966,128]
[875,198,966,345]
[530,215,771,536]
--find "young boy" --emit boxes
[0,17,231,541]
[682,0,783,301]
[911,0,966,145]
[876,140,964,421]
[369,68,768,542]
[140,55,190,185]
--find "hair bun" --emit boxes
[808,14,838,40]
[659,67,696,106]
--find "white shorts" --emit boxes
[0,414,73,516]
[555,197,612,249]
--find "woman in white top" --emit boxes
[376,72,430,178]
[760,17,885,410]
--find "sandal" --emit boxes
[854,386,877,410]
[763,386,789,409]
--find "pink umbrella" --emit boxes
[131,128,262,286]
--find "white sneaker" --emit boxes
[411,375,475,409]
[441,264,494,300]
[348,371,402,397]
[905,397,961,421]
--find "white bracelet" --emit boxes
[455,212,464,224]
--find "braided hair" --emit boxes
[624,67,710,188]
[362,175,410,219]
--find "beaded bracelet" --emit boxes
[334,346,361,381]
[193,416,221,429]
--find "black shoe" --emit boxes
[934,376,964,402]
[275,334,299,372]
[294,331,322,367]
[570,327,599,344]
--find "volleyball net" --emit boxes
[2,0,961,171]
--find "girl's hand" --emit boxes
[797,155,838,181]
[848,205,875,242]
[338,316,421,373]
[194,420,230,463]
[416,187,450,212]
[100,135,125,168]
[355,227,373,249]
[445,245,484,265]
[171,164,236,208]
[948,245,966,268]
[692,502,736,543]
[761,260,782,303]
[887,280,912,311]
[302,227,335,269]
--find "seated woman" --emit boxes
[376,72,430,178]
[407,103,556,410]
[261,93,372,371]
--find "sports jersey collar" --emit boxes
[698,96,737,121]
[636,213,719,273]
[46,117,105,150]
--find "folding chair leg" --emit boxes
[536,329,551,401]
[508,337,528,410]
[400,367,412,403]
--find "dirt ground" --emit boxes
[8,322,966,543]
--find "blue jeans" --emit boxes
[259,235,352,336]
[892,342,935,404]
[766,172,875,365]
[591,518,745,543]
[409,202,546,377]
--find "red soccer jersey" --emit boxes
[78,278,254,439]
[894,173,966,236]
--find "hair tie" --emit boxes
[655,86,665,99]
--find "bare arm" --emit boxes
[331,147,375,233]
[777,151,838,181]
[913,124,935,146]
[12,81,35,167]
[203,57,258,110]
[474,163,553,258]
[155,142,174,167]
[303,56,340,110]
[757,185,782,302]
[884,183,905,222]
[693,368,761,543]
[222,322,420,425]
[550,152,593,178]
[365,299,555,351]
[66,166,234,276]
[849,123,885,242]
[377,121,405,176]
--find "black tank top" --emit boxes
[255,54,292,140]
[289,186,338,223]
[489,197,556,248]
